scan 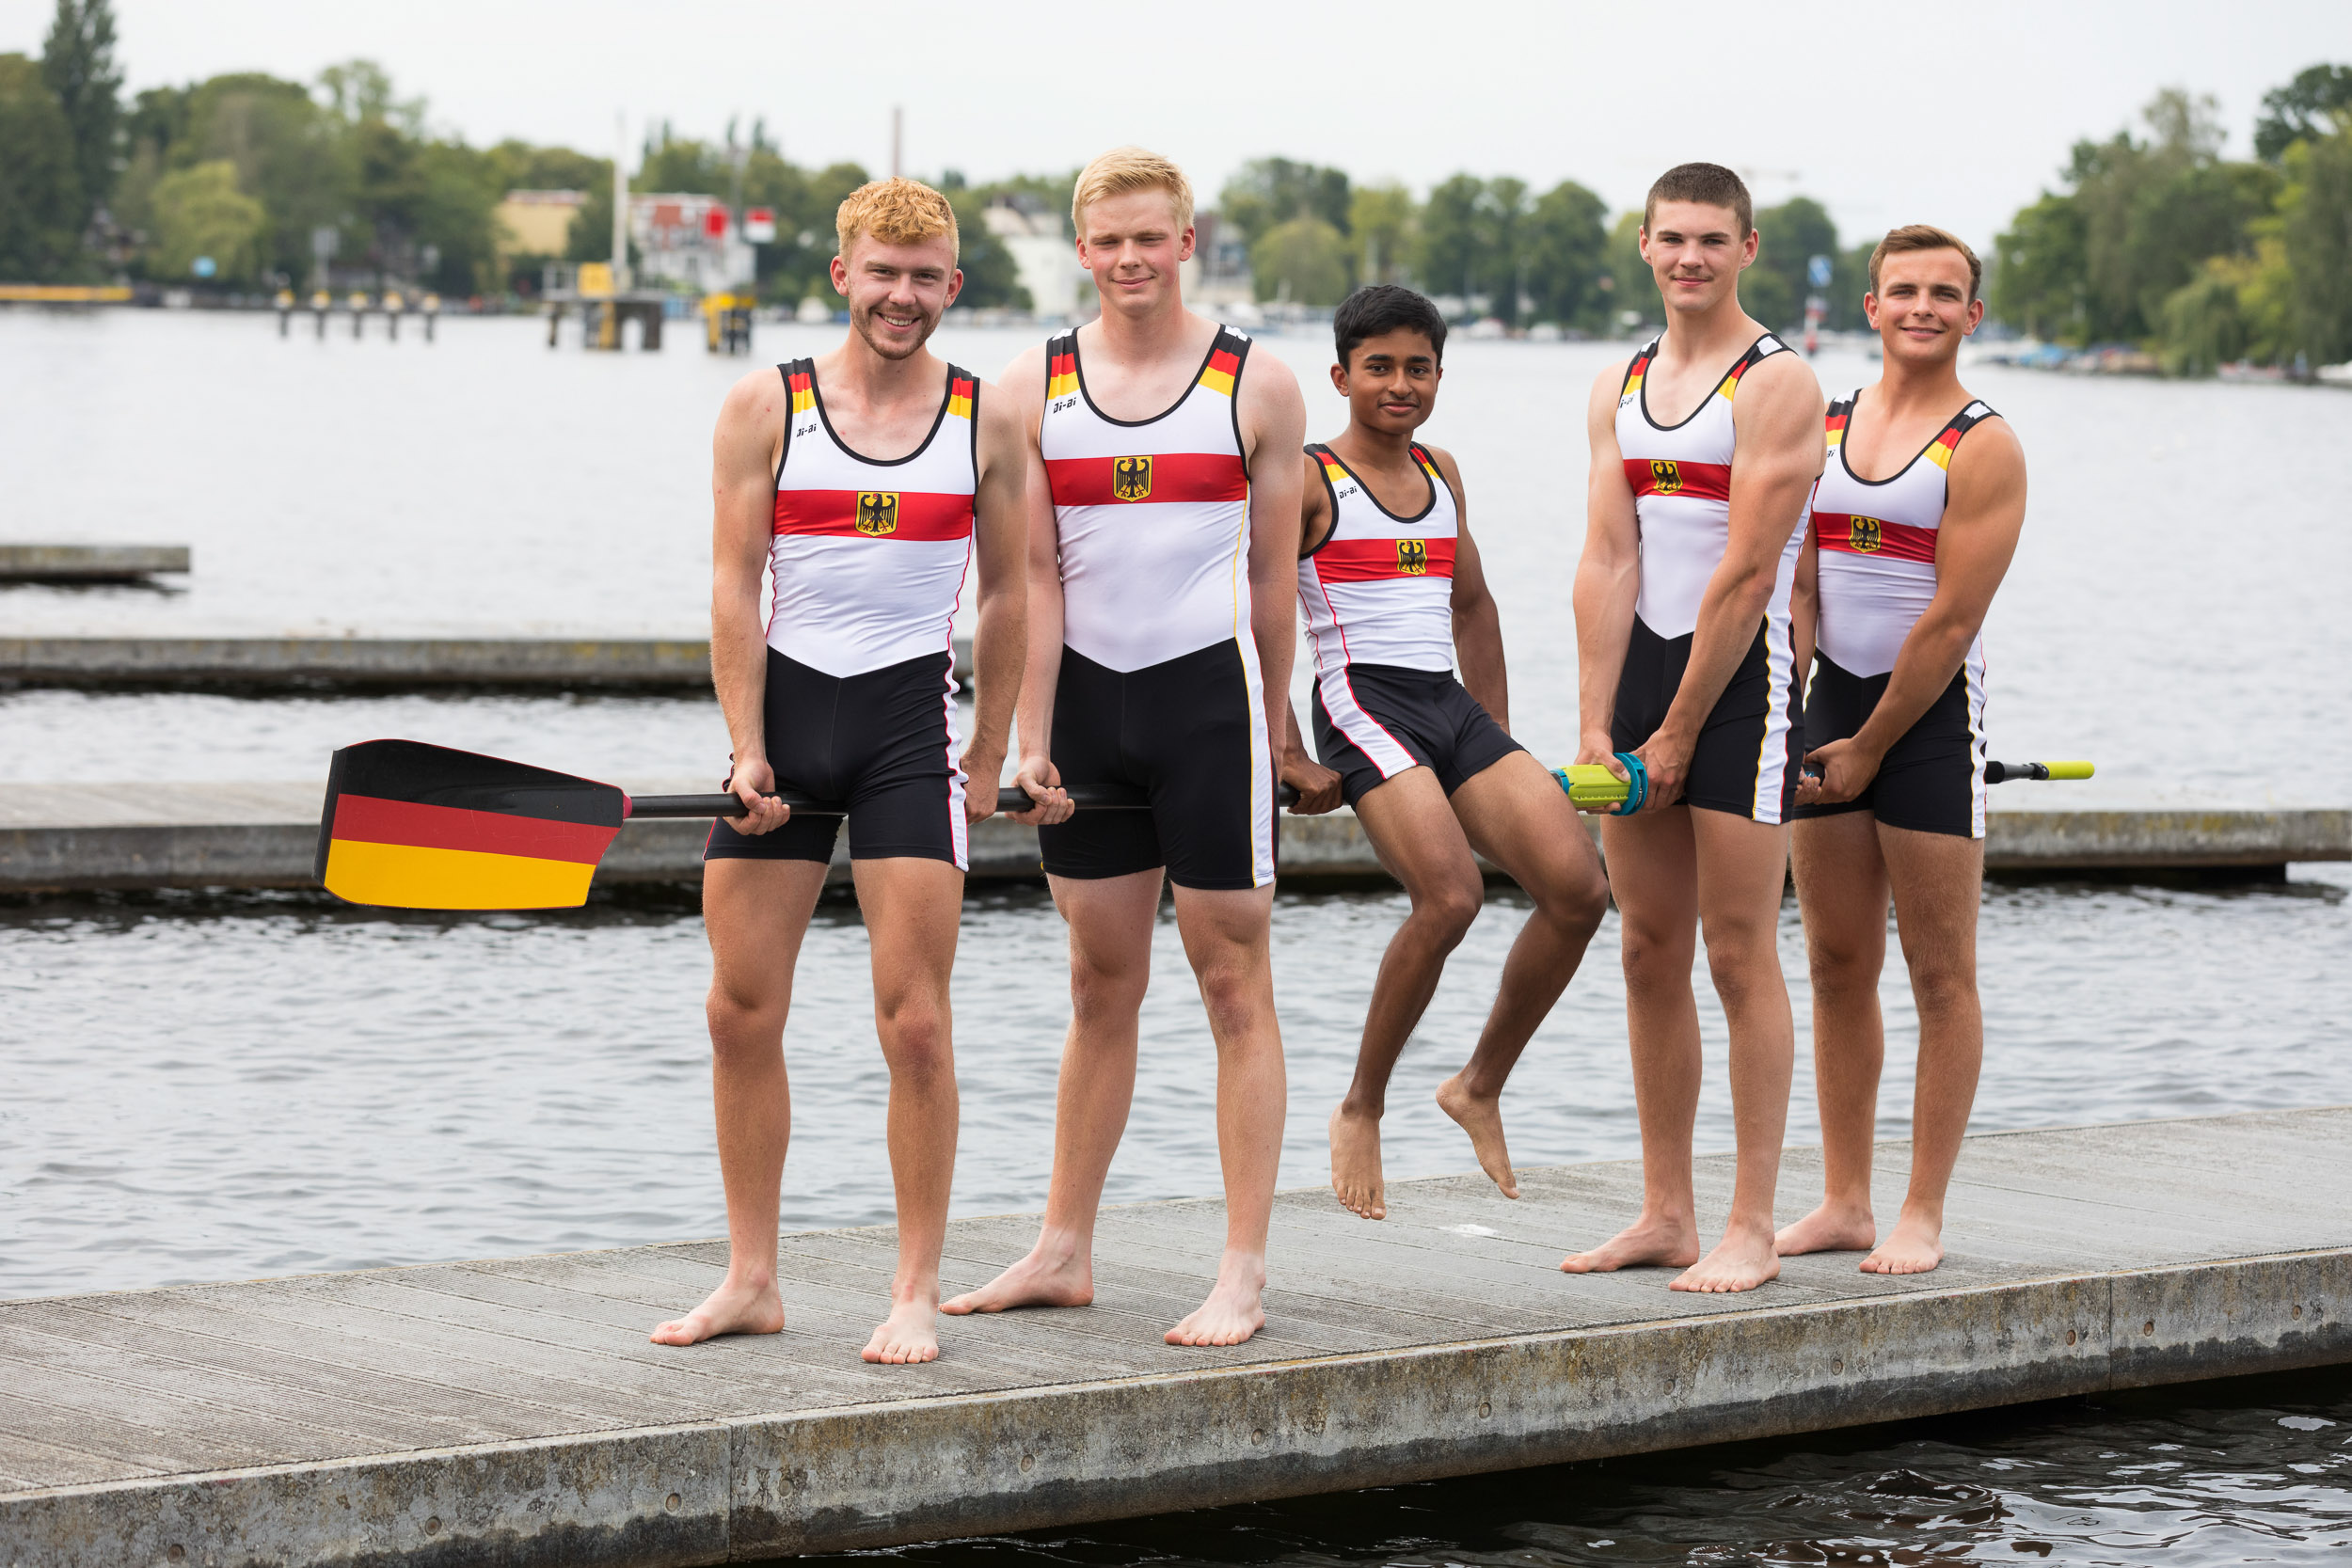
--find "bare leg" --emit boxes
[651,856,827,1345]
[850,856,964,1363]
[1438,752,1612,1199]
[1672,809,1796,1293]
[1165,881,1286,1345]
[1778,812,1889,1257]
[942,869,1161,1315]
[1865,824,1983,1275]
[1563,807,1705,1274]
[1331,767,1486,1218]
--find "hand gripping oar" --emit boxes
[315,738,1292,911]
[1549,756,1650,815]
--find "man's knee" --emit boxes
[1806,927,1884,995]
[877,995,954,1083]
[1409,873,1485,948]
[1902,948,1977,1015]
[1538,860,1611,938]
[1702,926,1781,1006]
[1193,951,1273,1041]
[1618,922,1691,998]
[1071,949,1150,1022]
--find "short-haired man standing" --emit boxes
[1776,226,2026,1275]
[1286,284,1611,1221]
[1566,163,1823,1293]
[651,179,1029,1364]
[944,147,1306,1346]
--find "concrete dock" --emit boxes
[1,1107,2345,1564]
[0,637,977,691]
[0,546,188,584]
[2,783,2346,894]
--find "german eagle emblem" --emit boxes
[1648,459,1683,495]
[1849,515,1883,553]
[855,492,900,536]
[1111,455,1153,501]
[1396,538,1429,575]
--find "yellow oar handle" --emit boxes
[1985,760,2095,784]
[1550,760,1645,811]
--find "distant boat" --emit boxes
[2217,361,2289,383]
[2316,362,2352,388]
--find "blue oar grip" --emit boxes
[1611,752,1648,816]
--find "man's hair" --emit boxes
[1644,162,1753,238]
[834,177,959,262]
[1071,146,1195,234]
[1333,284,1448,369]
[1868,223,1983,302]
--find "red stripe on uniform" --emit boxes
[1624,458,1732,503]
[1207,348,1241,377]
[772,489,976,540]
[330,794,617,863]
[1044,451,1248,507]
[1813,512,1939,563]
[1311,536,1457,582]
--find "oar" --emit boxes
[1986,760,2094,783]
[315,738,1291,911]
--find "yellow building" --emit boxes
[496,191,586,264]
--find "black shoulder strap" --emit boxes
[1620,337,1660,398]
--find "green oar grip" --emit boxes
[1550,755,1648,815]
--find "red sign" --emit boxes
[704,207,728,238]
[744,207,776,244]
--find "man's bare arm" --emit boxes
[710,367,791,833]
[1240,348,1308,779]
[1432,448,1508,732]
[1571,361,1641,783]
[961,379,1030,824]
[1804,418,2026,804]
[999,344,1072,826]
[1642,353,1823,808]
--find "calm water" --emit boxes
[4,309,2350,1560]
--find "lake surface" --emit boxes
[4,308,2349,1561]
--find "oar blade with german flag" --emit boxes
[317,739,626,910]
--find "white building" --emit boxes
[629,193,755,293]
[982,201,1087,322]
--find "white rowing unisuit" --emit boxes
[766,358,977,678]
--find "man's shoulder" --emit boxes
[719,361,790,426]
[1740,341,1822,403]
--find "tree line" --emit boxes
[1992,67,2352,372]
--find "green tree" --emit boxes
[945,189,1030,310]
[147,159,265,282]
[2254,63,2352,162]
[1219,157,1350,249]
[1413,173,1484,310]
[1992,191,2087,338]
[1748,196,1838,334]
[1250,215,1349,305]
[177,73,344,280]
[1349,182,1413,284]
[0,52,81,278]
[485,139,606,194]
[1520,180,1608,328]
[40,0,119,232]
[2280,126,2352,363]
[1606,209,1650,334]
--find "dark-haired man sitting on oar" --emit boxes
[1284,284,1611,1221]
[651,178,1030,1364]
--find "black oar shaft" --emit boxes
[630,785,1301,819]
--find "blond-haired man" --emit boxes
[650,178,1030,1365]
[945,147,1307,1346]
[1778,225,2026,1275]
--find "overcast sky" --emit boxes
[6,0,2348,248]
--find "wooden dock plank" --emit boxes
[4,1108,2348,1568]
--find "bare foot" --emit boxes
[1167,1254,1266,1346]
[940,1235,1093,1315]
[649,1274,786,1345]
[1860,1207,1944,1275]
[1560,1214,1701,1274]
[1435,1072,1518,1199]
[1327,1102,1387,1219]
[1673,1227,1781,1293]
[862,1299,941,1364]
[1774,1199,1877,1257]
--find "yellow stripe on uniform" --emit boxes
[323,839,598,910]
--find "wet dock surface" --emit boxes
[2,1107,2346,1564]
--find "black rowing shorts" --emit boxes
[1311,663,1524,809]
[1037,641,1277,891]
[703,647,967,869]
[1611,614,1804,824]
[1791,652,1987,839]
